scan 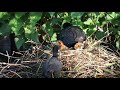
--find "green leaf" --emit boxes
[29,31,39,43]
[106,12,117,21]
[72,19,83,27]
[24,26,32,34]
[0,23,11,35]
[25,32,39,43]
[24,24,39,43]
[15,36,26,50]
[98,17,106,25]
[118,31,120,36]
[51,18,61,25]
[47,28,54,38]
[29,12,42,26]
[62,16,71,23]
[45,22,54,37]
[71,12,84,19]
[15,12,26,19]
[0,12,8,19]
[42,22,54,42]
[49,12,55,17]
[9,18,23,34]
[51,33,57,41]
[83,18,94,25]
[86,29,95,36]
[95,31,106,39]
[116,40,120,49]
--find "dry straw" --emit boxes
[0,36,120,78]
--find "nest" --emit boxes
[0,39,120,78]
[0,44,51,78]
[59,39,120,78]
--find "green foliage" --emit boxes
[15,35,26,49]
[0,12,8,19]
[0,23,11,35]
[0,12,120,50]
[116,40,120,49]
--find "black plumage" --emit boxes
[0,33,19,62]
[42,45,63,78]
[58,23,86,49]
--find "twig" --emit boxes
[6,70,22,78]
[0,63,10,72]
[105,12,114,19]
[43,29,54,47]
[89,32,113,48]
[0,52,19,59]
[0,62,31,69]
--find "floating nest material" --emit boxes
[0,39,120,78]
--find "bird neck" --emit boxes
[53,52,58,57]
[52,45,59,57]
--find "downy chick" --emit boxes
[42,45,63,78]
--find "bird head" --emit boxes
[52,45,59,57]
[63,22,72,29]
[57,40,68,50]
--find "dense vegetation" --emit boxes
[0,12,120,50]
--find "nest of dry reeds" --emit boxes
[59,38,120,78]
[0,37,120,78]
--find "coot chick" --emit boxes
[42,45,63,78]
